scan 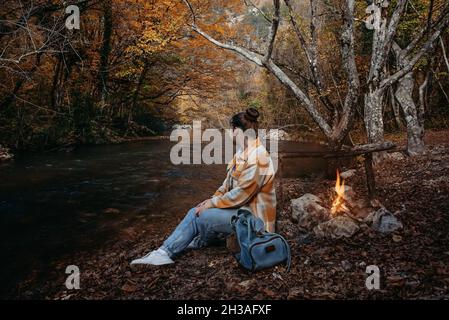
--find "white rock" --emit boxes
[172,124,192,130]
[341,185,356,203]
[239,279,255,288]
[0,145,13,161]
[291,194,329,230]
[313,215,360,239]
[387,152,405,161]
[340,169,357,179]
[260,129,290,141]
[367,207,403,233]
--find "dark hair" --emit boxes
[230,108,260,135]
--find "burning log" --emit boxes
[330,170,349,216]
[329,170,370,221]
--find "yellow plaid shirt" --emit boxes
[211,138,277,232]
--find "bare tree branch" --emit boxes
[242,0,270,23]
[265,59,332,136]
[181,0,333,137]
[283,0,334,112]
[439,36,449,73]
[0,49,67,64]
[182,0,196,25]
[382,0,408,61]
[191,24,264,66]
[381,9,449,89]
[309,0,320,86]
[263,0,280,63]
[402,1,448,56]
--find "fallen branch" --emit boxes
[279,141,397,159]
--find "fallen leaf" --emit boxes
[121,283,137,293]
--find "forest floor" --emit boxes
[14,129,449,300]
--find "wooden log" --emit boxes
[280,151,329,159]
[342,141,395,152]
[324,141,396,158]
[279,142,396,159]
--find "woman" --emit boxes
[131,108,276,266]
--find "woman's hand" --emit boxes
[195,199,209,208]
[194,199,213,216]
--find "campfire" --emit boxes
[291,168,403,239]
[330,170,349,217]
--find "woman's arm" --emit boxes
[211,160,266,209]
[213,179,228,197]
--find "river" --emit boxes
[0,139,329,298]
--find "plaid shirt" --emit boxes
[211,138,277,232]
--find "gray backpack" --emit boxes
[230,209,291,272]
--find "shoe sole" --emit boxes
[130,260,174,266]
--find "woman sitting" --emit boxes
[131,108,276,266]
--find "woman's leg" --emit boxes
[196,208,238,246]
[161,207,238,258]
[160,207,198,257]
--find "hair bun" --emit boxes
[245,108,259,122]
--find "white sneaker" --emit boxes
[130,248,174,266]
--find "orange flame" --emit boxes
[331,170,349,216]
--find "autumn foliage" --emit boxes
[0,0,448,151]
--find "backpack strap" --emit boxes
[230,214,239,231]
[231,208,249,228]
[277,234,292,272]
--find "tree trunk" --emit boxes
[392,41,427,156]
[418,71,430,125]
[389,85,403,130]
[364,86,387,162]
[130,62,150,123]
[395,71,426,155]
[50,55,63,109]
[364,87,385,144]
[97,1,113,105]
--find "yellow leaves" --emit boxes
[123,0,186,57]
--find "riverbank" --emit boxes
[9,129,449,299]
[1,135,171,160]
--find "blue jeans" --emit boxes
[161,207,239,258]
